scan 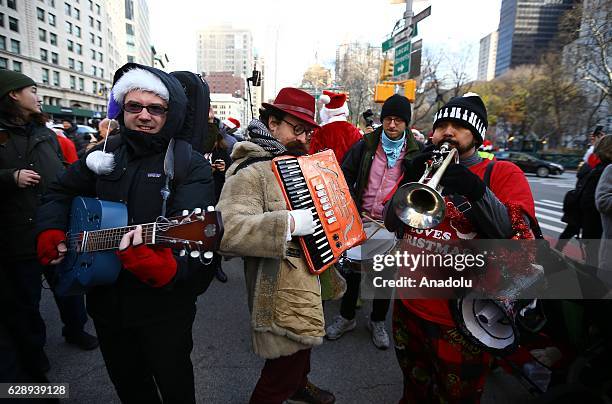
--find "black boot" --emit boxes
[64,330,99,351]
[215,267,228,283]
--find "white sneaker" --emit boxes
[368,320,390,350]
[325,316,356,340]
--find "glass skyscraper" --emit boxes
[495,0,576,77]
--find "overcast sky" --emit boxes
[149,0,502,97]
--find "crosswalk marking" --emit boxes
[535,207,563,217]
[535,200,563,209]
[538,222,565,233]
[533,199,566,236]
[541,199,563,207]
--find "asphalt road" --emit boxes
[37,171,575,403]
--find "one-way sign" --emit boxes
[394,41,411,76]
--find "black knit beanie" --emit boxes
[433,92,488,146]
[381,94,412,124]
[0,70,36,99]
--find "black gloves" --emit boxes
[401,144,436,185]
[439,164,486,202]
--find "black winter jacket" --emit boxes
[36,64,216,326]
[0,118,65,262]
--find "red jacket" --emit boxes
[55,132,78,164]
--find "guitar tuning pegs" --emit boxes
[203,251,213,260]
[206,206,215,212]
[179,250,186,257]
[182,210,189,216]
[190,251,201,258]
[194,208,202,214]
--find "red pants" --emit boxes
[392,302,492,404]
[249,348,311,404]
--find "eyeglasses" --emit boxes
[382,117,405,125]
[123,102,168,116]
[282,119,314,137]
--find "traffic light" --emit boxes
[374,83,395,103]
[403,80,416,102]
[379,59,394,81]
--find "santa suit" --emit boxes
[309,118,362,163]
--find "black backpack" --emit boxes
[170,71,212,153]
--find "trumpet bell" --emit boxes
[392,182,446,229]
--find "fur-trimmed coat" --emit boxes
[216,141,345,359]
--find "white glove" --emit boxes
[288,209,316,236]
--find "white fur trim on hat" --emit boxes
[319,94,331,105]
[112,68,169,105]
[319,103,349,125]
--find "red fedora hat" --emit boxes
[262,87,319,128]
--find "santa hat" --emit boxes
[223,117,240,129]
[111,68,170,106]
[319,90,349,125]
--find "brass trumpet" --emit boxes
[392,142,458,229]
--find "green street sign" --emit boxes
[411,23,418,38]
[394,41,411,76]
[382,37,394,53]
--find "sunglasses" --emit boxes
[282,119,314,137]
[123,102,168,116]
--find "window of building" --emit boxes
[0,57,7,69]
[125,0,134,19]
[74,25,81,37]
[74,8,80,19]
[89,16,93,27]
[77,60,83,71]
[96,20,101,31]
[10,39,20,54]
[89,32,94,44]
[68,57,74,69]
[0,36,5,51]
[92,80,97,93]
[92,65,96,75]
[67,39,73,51]
[76,43,82,55]
[37,8,45,21]
[0,13,4,28]
[50,32,57,45]
[51,52,58,64]
[49,13,56,26]
[53,71,60,86]
[88,0,92,11]
[90,49,95,60]
[70,75,76,90]
[99,67,103,78]
[126,23,134,35]
[48,0,55,6]
[39,28,47,41]
[13,61,22,72]
[97,52,102,62]
[64,3,71,15]
[65,21,72,34]
[7,0,16,10]
[42,68,50,84]
[96,4,100,15]
[127,55,134,63]
[78,77,84,91]
[97,36,102,46]
[9,16,18,32]
[40,48,48,61]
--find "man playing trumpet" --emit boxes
[385,93,537,403]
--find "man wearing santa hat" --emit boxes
[309,90,362,163]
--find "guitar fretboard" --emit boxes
[80,223,156,252]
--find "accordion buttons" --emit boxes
[327,217,337,224]
[324,210,334,218]
[315,183,325,190]
[320,196,329,204]
[322,203,331,210]
[316,190,327,197]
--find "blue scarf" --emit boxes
[381,130,405,168]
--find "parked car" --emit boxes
[493,151,564,177]
[52,124,98,142]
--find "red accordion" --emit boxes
[272,150,366,275]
